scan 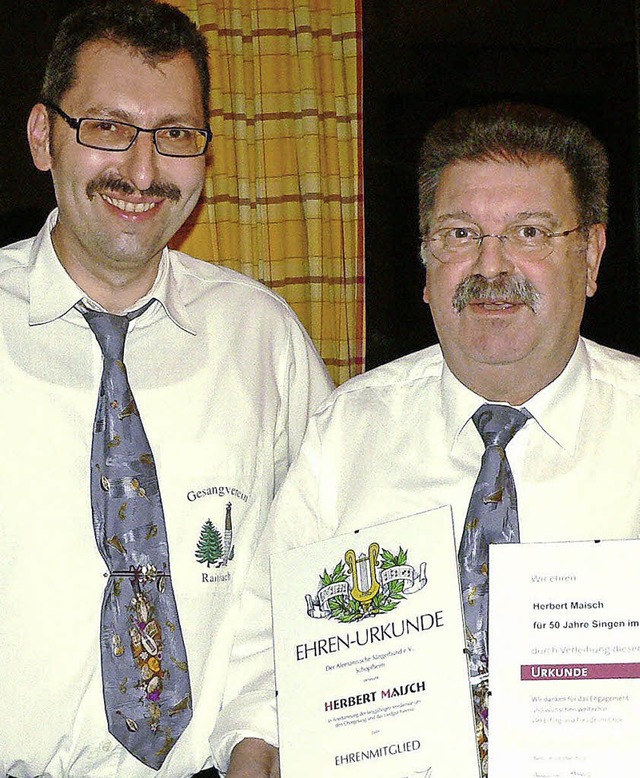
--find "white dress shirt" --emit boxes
[266,337,640,548]
[0,211,333,778]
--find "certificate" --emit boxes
[490,539,640,777]
[270,505,479,777]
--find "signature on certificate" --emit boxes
[412,768,433,778]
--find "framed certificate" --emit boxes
[490,538,640,777]
[270,505,479,777]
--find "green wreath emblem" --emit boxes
[319,547,408,623]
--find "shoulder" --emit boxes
[166,251,329,385]
[0,211,60,287]
[315,343,444,415]
[167,250,314,342]
[583,337,640,396]
[168,249,299,318]
[0,234,37,273]
[0,234,39,303]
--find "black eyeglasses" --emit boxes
[44,101,212,158]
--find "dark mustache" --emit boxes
[452,274,541,313]
[86,174,181,202]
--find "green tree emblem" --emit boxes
[195,519,224,567]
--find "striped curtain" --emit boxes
[168,0,364,384]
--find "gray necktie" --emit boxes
[80,303,192,769]
[458,403,530,775]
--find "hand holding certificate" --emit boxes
[490,539,640,777]
[270,506,479,777]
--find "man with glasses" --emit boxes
[0,1,331,777]
[237,103,640,775]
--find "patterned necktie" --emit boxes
[458,403,530,776]
[80,303,192,769]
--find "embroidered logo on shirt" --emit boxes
[305,543,427,623]
[195,501,235,569]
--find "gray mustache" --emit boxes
[452,274,540,313]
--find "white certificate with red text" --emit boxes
[270,505,479,778]
[490,539,640,777]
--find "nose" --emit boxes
[472,234,516,279]
[118,130,159,192]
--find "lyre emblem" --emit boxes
[345,542,380,611]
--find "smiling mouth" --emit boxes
[101,194,159,213]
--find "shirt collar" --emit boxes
[441,339,589,455]
[27,209,196,334]
[522,339,589,454]
[441,358,487,452]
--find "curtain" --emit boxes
[168,0,364,384]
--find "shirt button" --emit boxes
[101,740,113,752]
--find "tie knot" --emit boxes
[80,309,129,361]
[78,300,154,361]
[472,403,531,449]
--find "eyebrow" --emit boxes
[432,210,476,224]
[433,209,562,227]
[81,106,203,127]
[509,210,561,225]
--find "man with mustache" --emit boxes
[0,1,331,777]
[233,103,640,775]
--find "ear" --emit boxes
[27,103,53,172]
[585,223,606,298]
[421,240,430,304]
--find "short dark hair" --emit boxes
[418,103,609,236]
[41,0,210,122]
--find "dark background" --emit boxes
[364,0,640,368]
[2,1,639,370]
[0,0,80,244]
